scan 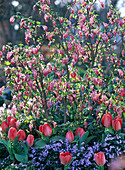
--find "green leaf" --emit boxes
[36,130,43,137]
[8,139,14,160]
[35,139,46,149]
[79,131,89,144]
[20,141,29,154]
[0,139,8,148]
[64,157,76,170]
[50,136,64,142]
[14,153,28,163]
[85,136,96,144]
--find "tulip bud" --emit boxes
[75,127,85,138]
[102,113,112,128]
[8,127,17,142]
[59,152,72,165]
[29,124,33,131]
[26,135,34,147]
[95,152,106,166]
[39,124,52,136]
[66,131,74,143]
[1,121,9,132]
[53,122,57,128]
[112,117,122,131]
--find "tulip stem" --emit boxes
[100,166,104,170]
[64,165,68,170]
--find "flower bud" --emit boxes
[26,135,34,147]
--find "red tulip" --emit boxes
[1,121,9,132]
[65,131,74,143]
[8,127,17,142]
[26,135,34,147]
[102,113,112,128]
[7,116,13,126]
[10,118,17,128]
[95,152,106,166]
[39,124,52,136]
[17,129,26,141]
[112,117,122,131]
[39,125,43,133]
[75,127,85,138]
[59,152,72,165]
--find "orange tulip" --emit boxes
[95,152,106,166]
[1,121,9,132]
[112,117,122,131]
[26,135,34,147]
[8,127,17,142]
[17,129,26,141]
[59,152,72,165]
[75,127,85,138]
[102,113,112,128]
[65,131,74,143]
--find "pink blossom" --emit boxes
[32,70,37,79]
[47,101,51,109]
[91,91,99,101]
[6,51,13,60]
[53,122,57,128]
[42,25,48,32]
[103,23,108,28]
[118,69,123,77]
[0,51,3,57]
[11,107,17,117]
[29,124,33,131]
[44,14,49,22]
[59,17,63,24]
[0,87,5,95]
[107,32,111,38]
[52,20,56,26]
[10,16,15,25]
[43,69,49,77]
[100,2,104,8]
[16,120,21,129]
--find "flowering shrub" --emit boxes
[0,0,125,169]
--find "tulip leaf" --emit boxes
[20,141,29,154]
[8,139,14,160]
[13,135,19,146]
[64,157,76,170]
[35,139,47,149]
[79,131,89,144]
[36,130,43,137]
[85,136,96,144]
[50,136,65,142]
[14,153,28,163]
[0,139,8,149]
